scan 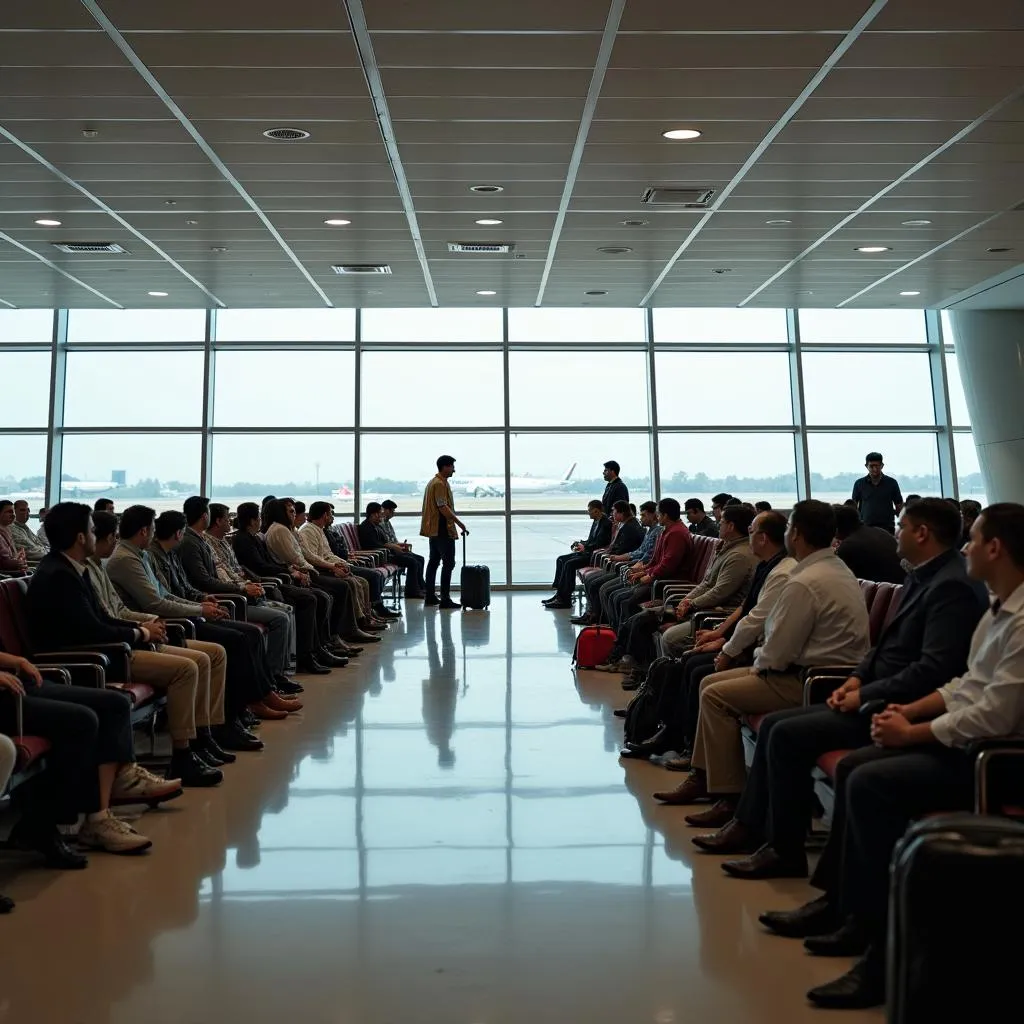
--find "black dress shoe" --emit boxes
[618,746,653,759]
[214,722,265,752]
[759,894,838,939]
[275,679,305,695]
[13,825,90,870]
[423,594,440,606]
[0,893,13,913]
[806,947,885,1010]
[317,649,350,667]
[720,843,808,880]
[803,916,870,957]
[439,599,462,610]
[691,818,759,854]
[198,731,236,765]
[544,600,571,609]
[298,657,331,674]
[613,708,627,718]
[191,743,226,768]
[171,750,223,787]
[569,615,592,625]
[241,710,259,730]
[625,724,671,757]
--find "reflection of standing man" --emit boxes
[851,451,904,534]
[421,455,468,610]
[423,611,458,767]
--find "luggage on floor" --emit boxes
[887,812,1024,1024]
[622,655,686,747]
[460,535,491,609]
[571,625,616,670]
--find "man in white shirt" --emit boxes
[805,501,1024,1011]
[654,500,870,820]
[0,500,29,575]
[10,500,48,561]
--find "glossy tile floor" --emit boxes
[1,595,880,1024]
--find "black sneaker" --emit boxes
[275,679,305,695]
[214,722,264,752]
[198,732,236,765]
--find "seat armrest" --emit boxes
[802,669,853,705]
[693,611,730,632]
[62,642,132,683]
[164,617,197,640]
[37,666,72,686]
[968,738,1024,815]
[212,595,243,620]
[260,576,289,588]
[31,655,107,687]
[163,622,187,647]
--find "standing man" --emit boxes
[420,455,468,610]
[602,461,628,508]
[851,451,903,533]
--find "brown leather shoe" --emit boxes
[684,797,738,828]
[652,771,708,805]
[721,843,808,880]
[691,817,759,854]
[265,692,303,713]
[248,701,288,721]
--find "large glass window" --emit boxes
[806,433,940,503]
[797,309,926,345]
[210,433,355,515]
[655,352,792,426]
[954,432,985,504]
[0,309,53,344]
[653,307,787,345]
[508,307,644,343]
[0,352,52,427]
[508,351,649,426]
[67,308,206,344]
[361,308,501,343]
[214,308,355,343]
[509,432,653,512]
[213,350,355,427]
[59,433,202,512]
[0,434,47,501]
[658,432,798,508]
[63,350,204,428]
[801,352,935,426]
[361,351,503,427]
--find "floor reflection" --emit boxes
[2,594,877,1024]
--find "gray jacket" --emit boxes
[688,536,758,610]
[106,540,204,618]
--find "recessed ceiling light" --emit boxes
[711,268,733,274]
[901,219,932,227]
[324,218,351,226]
[476,290,497,296]
[585,289,608,295]
[147,291,168,297]
[185,219,199,226]
[475,218,503,226]
[855,246,891,253]
[34,218,62,227]
[597,246,633,255]
[470,184,504,193]
[210,246,229,253]
[662,128,702,140]
[766,219,792,225]
[262,127,310,141]
[899,290,921,296]
[622,219,648,227]
[81,128,99,138]
[986,246,1013,253]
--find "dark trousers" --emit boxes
[657,651,718,749]
[351,564,385,603]
[193,619,271,712]
[619,607,662,665]
[610,583,650,632]
[277,581,321,657]
[839,745,973,939]
[426,529,456,598]
[0,682,134,825]
[310,573,358,636]
[554,552,591,601]
[598,577,627,624]
[386,550,425,596]
[585,569,617,616]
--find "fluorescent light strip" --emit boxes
[535,0,627,307]
[638,0,891,307]
[80,0,329,308]
[740,81,1024,307]
[344,0,437,307]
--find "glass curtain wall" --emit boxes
[0,306,966,585]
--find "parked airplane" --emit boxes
[449,462,577,499]
[60,470,126,497]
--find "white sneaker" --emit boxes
[112,763,182,804]
[78,811,153,855]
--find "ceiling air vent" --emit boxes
[51,242,129,254]
[641,186,716,208]
[447,242,514,254]
[331,264,392,275]
[262,127,310,141]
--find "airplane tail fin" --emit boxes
[562,462,577,482]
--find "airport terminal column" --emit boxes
[946,309,1024,502]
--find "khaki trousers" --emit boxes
[348,573,371,619]
[691,667,804,794]
[130,639,226,741]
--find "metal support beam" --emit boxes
[787,309,812,501]
[44,309,68,507]
[199,308,216,495]
[926,308,959,497]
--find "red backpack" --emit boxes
[571,626,617,670]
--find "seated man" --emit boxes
[620,510,795,761]
[231,502,345,672]
[710,493,734,524]
[322,503,400,618]
[106,505,284,743]
[10,500,49,561]
[754,501,772,513]
[799,502,1024,1010]
[684,498,719,538]
[0,650,167,861]
[613,504,759,685]
[571,501,649,626]
[88,510,233,783]
[0,500,29,576]
[179,496,295,689]
[833,502,905,583]
[653,500,871,825]
[594,504,662,626]
[93,497,115,515]
[35,506,49,545]
[959,498,981,549]
[379,499,427,599]
[544,500,613,609]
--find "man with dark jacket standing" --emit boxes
[601,461,628,509]
[544,499,613,609]
[692,499,988,879]
[832,502,905,583]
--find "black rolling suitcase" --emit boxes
[460,535,491,610]
[887,813,1024,1024]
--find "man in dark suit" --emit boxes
[601,460,628,508]
[691,499,987,880]
[543,499,613,609]
[832,502,905,583]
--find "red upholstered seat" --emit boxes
[13,735,50,772]
[867,581,902,643]
[680,535,717,585]
[816,749,854,779]
[109,682,157,706]
[745,713,767,734]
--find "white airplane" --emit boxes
[449,462,577,499]
[60,471,125,497]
